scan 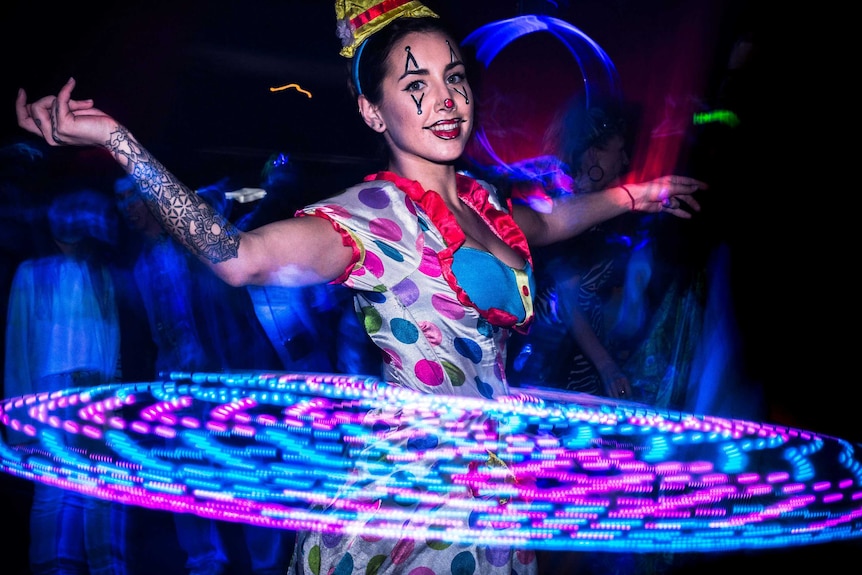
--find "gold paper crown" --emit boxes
[335,0,439,58]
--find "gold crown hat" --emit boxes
[335,0,439,58]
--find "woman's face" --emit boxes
[373,30,473,168]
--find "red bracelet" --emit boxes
[620,185,635,211]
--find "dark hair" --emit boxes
[348,16,457,104]
[543,95,628,169]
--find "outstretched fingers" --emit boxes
[16,78,102,147]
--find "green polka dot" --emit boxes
[442,360,466,386]
[427,539,453,551]
[367,554,387,575]
[363,306,382,333]
[308,544,321,575]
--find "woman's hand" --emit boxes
[598,362,632,400]
[626,175,707,218]
[16,77,119,148]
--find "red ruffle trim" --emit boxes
[367,171,534,332]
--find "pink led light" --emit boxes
[1,373,861,553]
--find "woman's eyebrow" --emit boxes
[398,60,463,81]
[399,67,427,81]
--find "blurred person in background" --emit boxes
[4,187,129,575]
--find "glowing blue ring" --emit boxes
[462,14,622,172]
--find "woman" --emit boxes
[15,3,705,572]
[507,97,639,399]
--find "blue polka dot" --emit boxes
[451,550,478,575]
[407,433,439,451]
[373,239,405,262]
[333,552,355,575]
[477,318,494,338]
[391,318,419,344]
[365,291,386,303]
[454,337,482,363]
[476,377,495,400]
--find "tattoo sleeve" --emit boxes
[105,126,240,263]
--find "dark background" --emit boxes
[1,1,858,573]
[0,0,843,438]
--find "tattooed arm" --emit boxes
[16,78,352,288]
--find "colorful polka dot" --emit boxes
[381,348,402,370]
[419,321,442,345]
[392,278,420,306]
[516,548,536,566]
[322,532,343,548]
[426,540,452,551]
[476,377,495,399]
[391,318,419,344]
[431,293,465,320]
[321,204,351,218]
[358,186,392,209]
[454,337,482,364]
[418,245,442,277]
[391,539,416,565]
[415,359,444,387]
[373,239,405,263]
[332,551,354,575]
[362,306,383,334]
[369,218,403,242]
[441,361,466,387]
[367,554,386,575]
[451,550,477,575]
[485,546,511,567]
[407,433,439,451]
[363,250,386,278]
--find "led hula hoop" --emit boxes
[2,371,862,552]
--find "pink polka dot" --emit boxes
[415,359,444,387]
[390,538,416,565]
[431,293,466,320]
[369,218,403,242]
[321,204,350,218]
[419,321,442,345]
[360,532,384,542]
[418,246,441,277]
[407,568,434,575]
[516,548,536,565]
[382,348,402,369]
[363,251,385,278]
[404,197,418,216]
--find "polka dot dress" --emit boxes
[289,172,538,575]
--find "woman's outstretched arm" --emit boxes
[514,177,706,247]
[16,78,353,288]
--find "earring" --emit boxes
[588,165,605,182]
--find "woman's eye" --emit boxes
[404,80,425,92]
[447,72,465,85]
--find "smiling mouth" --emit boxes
[426,119,463,139]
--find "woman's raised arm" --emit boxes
[16,78,353,288]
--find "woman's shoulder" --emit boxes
[306,174,410,208]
